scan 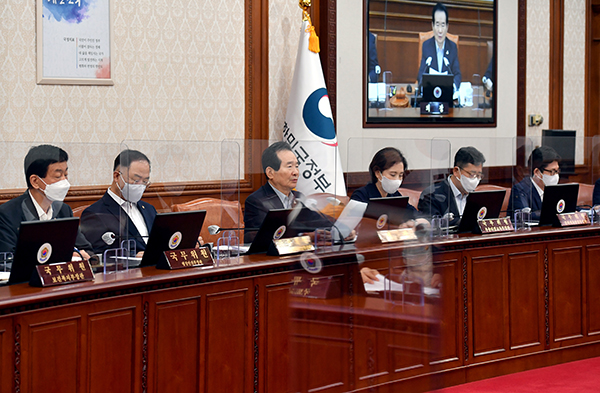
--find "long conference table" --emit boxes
[0,224,600,393]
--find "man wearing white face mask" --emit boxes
[0,145,93,257]
[419,146,486,226]
[508,146,561,221]
[81,150,157,256]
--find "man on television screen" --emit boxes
[417,2,461,96]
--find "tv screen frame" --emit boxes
[364,0,497,127]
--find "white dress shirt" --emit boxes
[532,177,544,201]
[448,176,468,216]
[107,188,149,243]
[269,182,295,209]
[29,190,53,221]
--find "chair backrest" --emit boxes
[72,204,90,218]
[474,184,511,217]
[417,31,459,70]
[577,183,594,207]
[398,188,422,210]
[171,198,244,245]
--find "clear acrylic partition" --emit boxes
[217,140,242,265]
[593,136,600,221]
[511,137,536,228]
[116,140,227,270]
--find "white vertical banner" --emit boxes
[283,20,347,197]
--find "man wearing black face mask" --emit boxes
[0,144,93,257]
[80,150,157,256]
[418,146,486,226]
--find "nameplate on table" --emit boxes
[162,247,214,270]
[32,260,94,287]
[556,212,590,227]
[477,218,514,234]
[268,236,314,256]
[289,275,341,299]
[377,228,417,243]
[420,101,449,115]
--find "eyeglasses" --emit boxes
[542,168,560,176]
[460,168,484,180]
[119,172,151,186]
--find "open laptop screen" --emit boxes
[458,190,506,233]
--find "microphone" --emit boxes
[208,225,258,235]
[101,231,149,245]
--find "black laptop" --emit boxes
[245,208,298,255]
[8,217,80,284]
[365,196,413,226]
[538,183,579,226]
[422,73,454,103]
[140,210,207,267]
[458,190,506,233]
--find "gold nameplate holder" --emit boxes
[160,247,214,270]
[477,217,514,234]
[268,236,314,256]
[32,260,94,287]
[377,228,417,243]
[556,212,590,227]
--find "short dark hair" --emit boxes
[454,146,485,168]
[369,147,408,184]
[262,141,293,175]
[113,150,151,171]
[529,146,561,172]
[432,2,449,24]
[24,145,69,189]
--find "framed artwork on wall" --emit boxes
[37,0,113,85]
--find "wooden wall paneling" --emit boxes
[469,252,507,360]
[507,249,545,353]
[549,245,585,344]
[0,317,12,393]
[585,244,600,336]
[549,0,565,129]
[14,296,142,393]
[87,303,142,393]
[144,288,203,393]
[254,272,293,393]
[205,279,254,393]
[429,252,463,370]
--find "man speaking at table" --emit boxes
[244,141,332,243]
[417,2,462,98]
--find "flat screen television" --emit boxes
[365,0,497,126]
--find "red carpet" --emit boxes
[430,357,600,392]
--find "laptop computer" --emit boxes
[538,183,579,226]
[458,190,506,233]
[8,217,80,284]
[140,210,207,267]
[245,208,299,255]
[365,196,413,226]
[422,74,454,103]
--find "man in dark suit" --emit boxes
[417,2,461,95]
[368,32,381,83]
[244,141,330,243]
[418,146,485,226]
[508,146,561,220]
[0,145,93,257]
[80,150,157,256]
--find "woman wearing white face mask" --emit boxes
[508,146,561,221]
[0,144,94,259]
[351,147,418,212]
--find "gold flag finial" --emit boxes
[298,0,320,53]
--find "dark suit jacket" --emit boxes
[593,178,600,206]
[0,191,92,254]
[508,177,543,220]
[368,32,380,83]
[243,184,330,243]
[417,37,461,91]
[80,192,157,255]
[417,178,461,226]
[351,182,417,213]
